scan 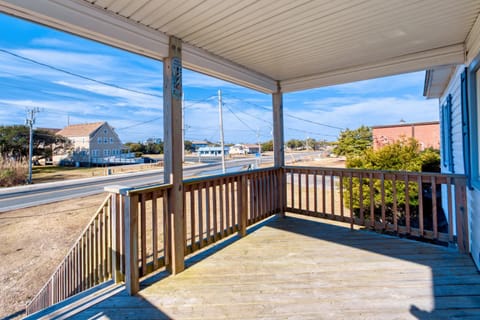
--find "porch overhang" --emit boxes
[1,0,479,93]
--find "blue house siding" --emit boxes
[439,65,479,270]
[439,67,465,175]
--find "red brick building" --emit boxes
[372,121,440,150]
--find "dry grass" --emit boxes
[0,193,107,320]
[0,158,27,187]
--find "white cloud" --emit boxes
[30,37,76,48]
[183,70,239,88]
[328,71,426,95]
[53,80,162,109]
[283,96,439,141]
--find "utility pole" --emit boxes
[218,89,226,174]
[26,107,40,184]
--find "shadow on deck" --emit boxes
[28,213,480,320]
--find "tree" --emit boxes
[184,140,193,152]
[33,129,71,160]
[0,125,70,160]
[0,125,29,159]
[261,140,273,152]
[286,139,304,150]
[305,137,316,150]
[125,142,145,154]
[344,138,441,227]
[333,125,372,157]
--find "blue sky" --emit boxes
[0,13,439,144]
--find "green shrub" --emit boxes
[344,138,440,226]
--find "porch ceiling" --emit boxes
[1,0,480,93]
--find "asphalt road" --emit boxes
[0,158,267,212]
[0,152,319,212]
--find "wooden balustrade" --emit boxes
[26,165,469,315]
[26,196,113,315]
[285,166,469,252]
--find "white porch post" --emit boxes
[163,36,185,274]
[272,82,286,215]
[273,82,285,167]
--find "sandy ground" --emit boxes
[0,194,106,320]
[0,155,345,319]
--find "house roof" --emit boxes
[1,1,479,93]
[191,140,209,145]
[372,121,440,130]
[57,122,105,137]
[423,66,457,99]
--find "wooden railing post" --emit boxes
[124,191,139,295]
[239,175,248,237]
[454,178,469,253]
[279,167,286,217]
[104,186,126,284]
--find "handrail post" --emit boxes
[239,175,248,237]
[105,186,127,284]
[106,186,138,290]
[454,178,469,254]
[279,167,286,217]
[124,191,139,295]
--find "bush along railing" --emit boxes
[26,196,113,315]
[285,166,469,253]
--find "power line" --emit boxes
[223,103,257,133]
[223,93,345,130]
[0,48,163,99]
[284,113,344,130]
[116,116,163,131]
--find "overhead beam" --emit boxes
[0,0,170,58]
[466,12,480,65]
[281,44,465,93]
[0,0,277,93]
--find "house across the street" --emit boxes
[56,121,127,166]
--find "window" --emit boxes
[98,137,102,144]
[110,137,114,144]
[441,94,453,172]
[104,137,108,144]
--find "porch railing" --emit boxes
[26,196,113,315]
[285,166,469,252]
[26,166,468,315]
[26,167,282,315]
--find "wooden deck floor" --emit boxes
[38,213,480,319]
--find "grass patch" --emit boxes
[0,158,27,187]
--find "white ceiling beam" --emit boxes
[280,44,465,93]
[0,0,170,58]
[182,43,277,93]
[466,12,480,65]
[0,0,277,93]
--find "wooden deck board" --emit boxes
[62,213,480,319]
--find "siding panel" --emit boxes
[440,65,480,270]
[440,67,465,174]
